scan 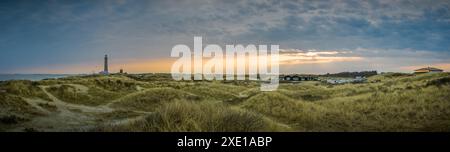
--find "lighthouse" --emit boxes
[104,54,109,74]
[99,54,109,75]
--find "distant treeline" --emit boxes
[323,71,378,78]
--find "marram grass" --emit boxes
[0,73,449,132]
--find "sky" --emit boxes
[0,0,449,74]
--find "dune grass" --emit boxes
[0,93,43,116]
[1,72,449,132]
[0,93,44,130]
[94,72,450,132]
[45,84,122,106]
[95,100,285,132]
[0,80,50,101]
[111,87,202,111]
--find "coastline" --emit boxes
[0,74,79,81]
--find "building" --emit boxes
[99,54,109,75]
[279,74,318,82]
[326,76,367,84]
[414,67,443,74]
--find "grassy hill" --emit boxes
[0,72,449,132]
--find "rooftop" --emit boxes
[414,67,443,71]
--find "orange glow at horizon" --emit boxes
[18,58,176,74]
[16,53,449,74]
[16,51,367,74]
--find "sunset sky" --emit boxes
[1,0,449,74]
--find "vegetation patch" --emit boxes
[0,80,50,101]
[1,72,450,132]
[242,92,301,121]
[426,76,450,86]
[95,101,283,132]
[0,93,43,116]
[37,103,58,112]
[46,84,122,106]
[0,115,28,124]
[111,87,202,111]
[96,110,142,120]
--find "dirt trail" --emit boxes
[10,84,152,131]
[109,115,148,126]
[22,98,53,114]
[40,85,114,113]
[8,86,104,131]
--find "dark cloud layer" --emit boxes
[0,0,449,73]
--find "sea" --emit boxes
[0,74,76,81]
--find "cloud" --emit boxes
[1,0,449,74]
[279,49,362,65]
[278,47,450,74]
[9,46,449,74]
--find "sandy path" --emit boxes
[40,85,114,113]
[22,98,52,114]
[9,84,152,131]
